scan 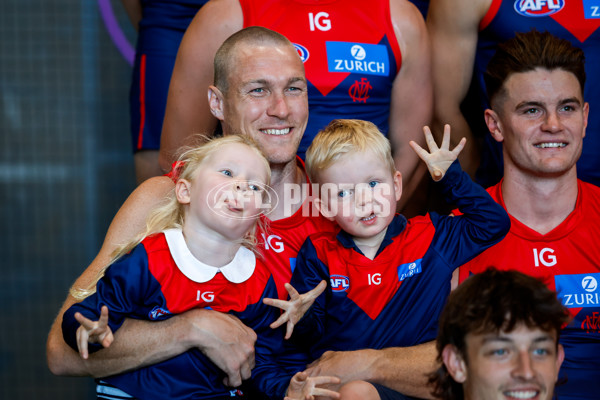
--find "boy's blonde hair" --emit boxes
[305,119,396,183]
[72,135,271,300]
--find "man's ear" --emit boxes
[442,344,468,384]
[393,171,402,202]
[208,85,225,121]
[484,109,504,143]
[175,179,192,205]
[314,197,336,220]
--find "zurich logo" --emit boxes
[582,276,598,292]
[294,43,310,63]
[514,0,564,17]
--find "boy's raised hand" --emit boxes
[285,371,341,400]
[263,280,327,339]
[409,124,466,181]
[74,305,114,359]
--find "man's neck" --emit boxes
[501,167,578,235]
[268,158,306,221]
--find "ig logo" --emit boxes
[308,12,331,31]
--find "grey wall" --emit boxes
[1,1,137,397]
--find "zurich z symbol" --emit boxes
[330,274,350,292]
[514,0,564,17]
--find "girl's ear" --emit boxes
[175,179,192,205]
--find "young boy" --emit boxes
[265,119,510,399]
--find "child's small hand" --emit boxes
[409,124,466,181]
[74,305,114,359]
[284,371,341,400]
[263,280,327,339]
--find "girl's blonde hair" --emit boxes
[71,135,271,300]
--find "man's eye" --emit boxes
[533,348,551,356]
[220,169,232,177]
[524,108,539,114]
[488,348,508,357]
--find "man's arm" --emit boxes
[46,177,257,386]
[389,0,432,213]
[158,0,243,171]
[305,342,438,399]
[426,0,491,177]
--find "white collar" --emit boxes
[163,228,256,284]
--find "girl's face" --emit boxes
[178,142,270,242]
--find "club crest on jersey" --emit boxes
[148,306,171,320]
[555,273,600,308]
[330,274,350,292]
[326,42,389,76]
[514,0,564,17]
[294,43,310,63]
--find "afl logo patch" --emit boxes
[330,274,350,292]
[294,43,309,63]
[514,0,564,17]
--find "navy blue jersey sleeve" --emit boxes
[289,237,330,346]
[62,243,165,353]
[429,160,510,268]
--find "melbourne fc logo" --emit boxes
[514,0,564,17]
[294,43,309,63]
[149,306,170,320]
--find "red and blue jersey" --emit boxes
[240,0,402,159]
[469,0,600,188]
[62,229,282,400]
[459,180,600,399]
[254,162,510,391]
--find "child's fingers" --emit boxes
[98,306,110,327]
[76,326,90,359]
[452,137,467,155]
[441,124,452,150]
[74,312,94,329]
[409,140,429,161]
[284,283,301,300]
[422,126,439,152]
[305,280,327,300]
[268,312,289,330]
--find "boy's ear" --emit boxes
[314,197,336,221]
[175,179,192,205]
[442,344,468,384]
[393,171,402,202]
[208,85,225,121]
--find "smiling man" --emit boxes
[432,268,569,400]
[455,31,600,399]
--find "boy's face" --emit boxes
[443,324,564,400]
[316,149,401,244]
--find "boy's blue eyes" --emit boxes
[337,182,378,197]
[221,169,232,177]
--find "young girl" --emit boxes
[62,135,279,400]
